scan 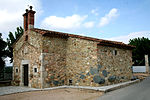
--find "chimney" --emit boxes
[23,6,36,31]
[23,9,28,31]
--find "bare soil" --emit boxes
[133,73,149,80]
[0,88,103,100]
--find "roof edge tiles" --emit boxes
[31,28,135,49]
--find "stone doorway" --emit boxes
[23,64,29,86]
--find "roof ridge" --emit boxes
[31,28,135,49]
[32,28,124,43]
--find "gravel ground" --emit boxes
[0,88,103,100]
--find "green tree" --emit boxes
[129,37,150,66]
[0,33,7,72]
[7,26,23,63]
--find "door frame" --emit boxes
[20,60,31,87]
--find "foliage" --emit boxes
[0,67,13,81]
[129,37,150,66]
[4,67,13,73]
[0,33,7,72]
[7,26,23,63]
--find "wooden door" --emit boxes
[24,64,28,86]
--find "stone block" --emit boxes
[86,72,90,76]
[102,70,108,77]
[97,64,102,71]
[90,67,98,75]
[80,74,86,79]
[93,75,105,84]
[108,76,116,82]
[53,81,59,86]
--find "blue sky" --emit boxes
[39,0,150,40]
[0,0,150,66]
[0,0,150,44]
[35,0,150,42]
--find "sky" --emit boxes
[0,0,150,66]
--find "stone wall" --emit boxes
[13,30,133,88]
[42,36,67,88]
[66,37,99,86]
[13,33,24,86]
[97,45,132,85]
[40,36,133,87]
[13,30,43,88]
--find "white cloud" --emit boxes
[91,8,99,16]
[41,14,88,31]
[0,0,42,39]
[107,31,150,44]
[83,21,94,28]
[0,0,42,66]
[99,8,118,27]
[4,57,13,66]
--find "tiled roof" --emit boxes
[31,28,135,49]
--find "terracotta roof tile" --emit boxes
[31,28,135,49]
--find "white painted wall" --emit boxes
[132,66,146,73]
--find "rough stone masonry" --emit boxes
[12,6,135,88]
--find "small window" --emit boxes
[113,50,117,55]
[15,67,19,73]
[33,65,38,75]
[16,68,18,73]
[33,65,38,74]
[69,79,72,85]
[25,35,28,41]
[34,68,37,73]
[115,50,117,55]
